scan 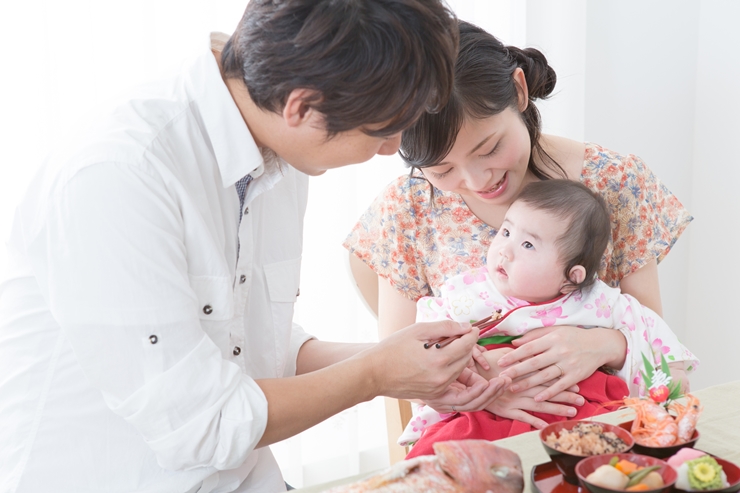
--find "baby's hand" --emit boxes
[668,362,690,394]
[469,345,489,371]
[474,347,515,379]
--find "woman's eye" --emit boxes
[482,142,500,158]
[430,168,452,179]
[522,241,534,249]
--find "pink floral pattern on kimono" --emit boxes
[530,306,567,327]
[398,268,699,447]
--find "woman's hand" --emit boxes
[475,346,584,429]
[497,326,627,402]
[483,382,584,429]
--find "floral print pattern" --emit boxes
[343,143,692,301]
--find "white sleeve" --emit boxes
[283,322,315,377]
[612,294,699,396]
[26,162,267,471]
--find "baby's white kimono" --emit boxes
[400,267,698,446]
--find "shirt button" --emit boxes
[239,274,247,284]
[203,305,213,315]
[233,346,241,356]
[244,207,249,215]
[149,335,158,344]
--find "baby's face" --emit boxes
[486,202,568,302]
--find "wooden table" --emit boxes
[294,380,740,492]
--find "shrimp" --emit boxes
[625,397,679,446]
[670,393,703,444]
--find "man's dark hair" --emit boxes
[221,0,458,137]
[516,180,611,292]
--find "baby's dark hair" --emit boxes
[516,180,610,291]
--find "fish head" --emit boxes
[434,440,524,493]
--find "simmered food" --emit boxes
[586,458,665,491]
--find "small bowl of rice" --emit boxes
[540,420,635,484]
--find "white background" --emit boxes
[1,0,738,489]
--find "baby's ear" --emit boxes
[560,265,586,293]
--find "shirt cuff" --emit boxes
[106,334,268,471]
[283,322,315,377]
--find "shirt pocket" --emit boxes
[263,258,301,332]
[264,258,301,303]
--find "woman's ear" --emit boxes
[282,88,321,128]
[561,265,586,293]
[512,67,529,112]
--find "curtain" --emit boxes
[2,0,738,489]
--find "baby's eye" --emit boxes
[501,228,510,237]
[522,241,534,249]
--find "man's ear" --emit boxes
[512,67,529,112]
[561,265,586,293]
[282,88,321,128]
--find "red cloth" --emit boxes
[405,343,629,459]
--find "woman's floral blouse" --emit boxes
[343,143,693,301]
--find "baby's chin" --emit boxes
[490,276,517,299]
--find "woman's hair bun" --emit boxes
[506,45,556,100]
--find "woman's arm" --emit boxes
[377,275,419,338]
[620,259,663,316]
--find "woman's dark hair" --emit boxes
[221,0,458,138]
[400,20,563,179]
[516,180,610,292]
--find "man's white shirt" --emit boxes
[0,36,312,492]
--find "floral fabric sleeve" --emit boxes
[607,290,699,397]
[343,176,430,301]
[581,144,693,286]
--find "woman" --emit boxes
[344,21,692,430]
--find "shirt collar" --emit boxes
[183,33,266,188]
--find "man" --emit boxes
[0,1,508,491]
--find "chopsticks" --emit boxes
[423,309,502,349]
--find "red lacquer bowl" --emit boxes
[540,420,634,484]
[618,420,699,459]
[576,453,676,493]
[673,456,740,493]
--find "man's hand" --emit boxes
[364,320,513,410]
[422,369,510,413]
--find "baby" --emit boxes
[402,179,698,453]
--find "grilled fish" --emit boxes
[325,439,524,493]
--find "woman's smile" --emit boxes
[476,171,509,199]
